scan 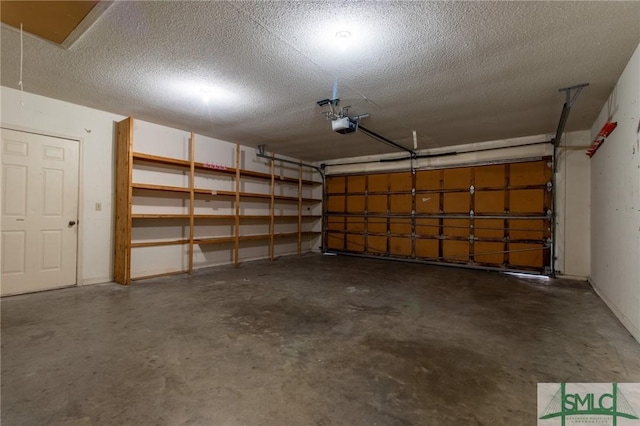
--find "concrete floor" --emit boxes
[2,254,639,425]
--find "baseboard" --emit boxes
[557,274,589,281]
[80,276,112,286]
[589,277,640,344]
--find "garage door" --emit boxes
[324,158,553,274]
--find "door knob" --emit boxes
[68,220,77,226]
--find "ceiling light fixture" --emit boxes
[335,30,351,51]
[200,88,210,103]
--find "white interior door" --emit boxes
[1,128,79,295]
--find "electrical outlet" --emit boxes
[95,202,102,211]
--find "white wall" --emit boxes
[1,86,124,285]
[555,131,591,278]
[589,42,640,343]
[323,131,591,278]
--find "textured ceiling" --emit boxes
[1,1,639,162]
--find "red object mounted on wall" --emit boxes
[598,121,618,138]
[587,121,617,158]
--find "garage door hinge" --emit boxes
[547,209,553,218]
[470,210,475,216]
[411,188,415,195]
[546,181,553,192]
[469,185,475,194]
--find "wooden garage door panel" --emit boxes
[474,219,505,239]
[324,156,552,273]
[415,219,439,238]
[510,161,550,186]
[368,195,387,213]
[443,193,470,213]
[368,174,389,192]
[390,219,411,234]
[367,235,387,254]
[326,232,344,250]
[346,217,365,232]
[443,219,469,237]
[326,195,345,213]
[368,218,387,233]
[416,193,440,213]
[443,240,469,262]
[443,167,471,189]
[415,238,438,259]
[390,194,412,213]
[326,216,345,231]
[326,176,345,194]
[510,189,545,213]
[475,165,505,188]
[346,195,365,213]
[347,175,366,193]
[346,234,365,253]
[389,172,412,191]
[474,242,504,265]
[416,170,440,190]
[509,219,549,240]
[389,237,411,256]
[475,190,505,214]
[509,243,545,268]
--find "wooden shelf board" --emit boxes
[193,214,236,219]
[193,161,237,176]
[195,231,320,245]
[194,236,236,245]
[132,183,190,193]
[130,239,189,248]
[239,169,272,181]
[132,214,189,219]
[133,152,190,167]
[194,214,276,220]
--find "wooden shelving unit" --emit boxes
[114,116,321,285]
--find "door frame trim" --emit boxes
[1,124,84,291]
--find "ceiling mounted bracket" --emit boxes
[560,83,589,108]
[553,83,589,147]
